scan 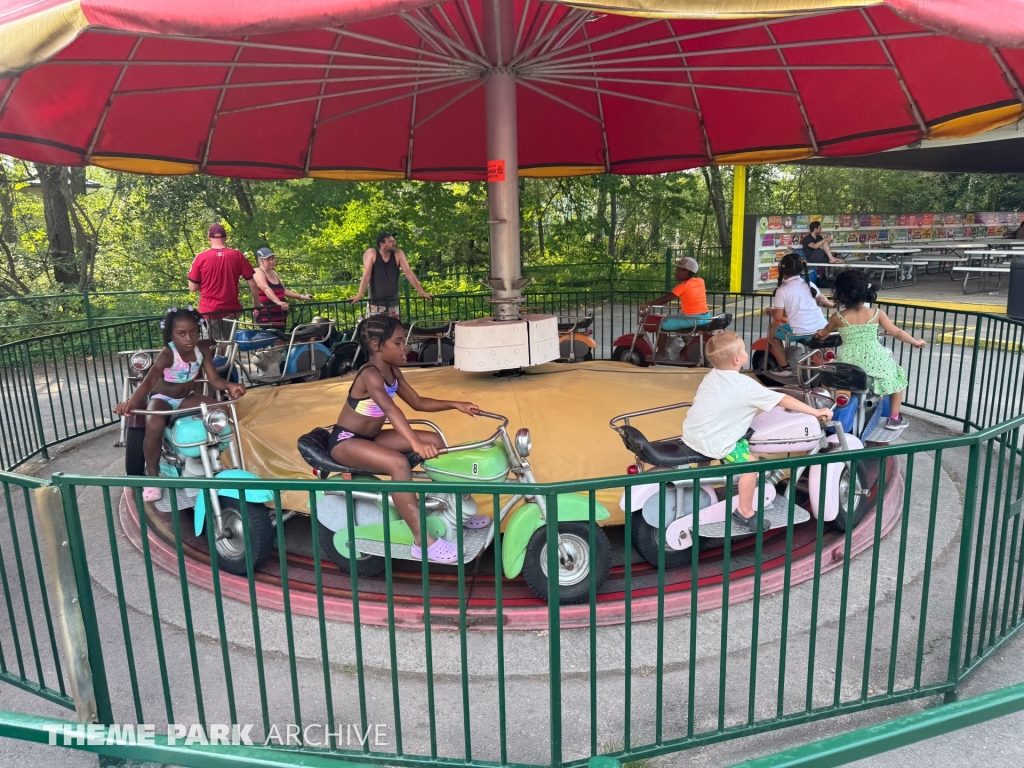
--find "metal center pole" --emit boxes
[483,0,525,321]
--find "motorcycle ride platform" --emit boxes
[120,452,901,631]
[352,524,492,562]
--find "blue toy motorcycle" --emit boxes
[126,399,275,576]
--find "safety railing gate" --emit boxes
[0,299,1021,768]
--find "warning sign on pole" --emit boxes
[487,160,505,182]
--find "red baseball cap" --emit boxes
[208,223,227,239]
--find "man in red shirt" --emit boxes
[188,223,261,340]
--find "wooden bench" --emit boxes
[952,265,1010,293]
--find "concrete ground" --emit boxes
[0,406,1022,768]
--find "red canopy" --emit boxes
[1,0,1022,180]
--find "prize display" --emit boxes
[748,211,1024,289]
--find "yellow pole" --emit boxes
[729,165,747,293]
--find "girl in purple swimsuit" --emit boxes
[330,314,480,564]
[114,308,246,501]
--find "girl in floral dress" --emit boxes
[815,270,926,429]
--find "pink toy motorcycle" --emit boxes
[609,399,867,569]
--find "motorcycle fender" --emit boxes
[286,342,331,374]
[751,337,769,353]
[558,333,597,349]
[808,434,864,521]
[194,469,272,537]
[612,335,652,359]
[620,481,661,512]
[501,493,610,579]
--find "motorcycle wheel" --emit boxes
[214,497,275,576]
[293,348,329,384]
[419,338,455,366]
[327,346,359,378]
[522,521,611,605]
[125,427,147,476]
[831,462,872,533]
[318,520,386,577]
[631,511,696,569]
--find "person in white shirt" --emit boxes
[768,253,834,366]
[682,332,832,531]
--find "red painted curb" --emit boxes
[119,459,903,632]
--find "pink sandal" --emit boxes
[142,487,162,503]
[410,537,460,564]
[463,514,492,529]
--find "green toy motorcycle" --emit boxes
[297,411,611,604]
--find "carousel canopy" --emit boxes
[1,0,1022,180]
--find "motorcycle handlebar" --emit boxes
[434,411,510,456]
[128,397,241,418]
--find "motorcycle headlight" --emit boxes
[514,428,532,458]
[204,409,230,435]
[130,352,152,373]
[807,387,835,410]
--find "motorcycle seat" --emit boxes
[659,312,732,333]
[558,316,594,333]
[411,320,456,336]
[803,335,842,349]
[273,325,329,342]
[817,362,873,392]
[616,425,712,467]
[297,427,421,477]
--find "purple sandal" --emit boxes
[463,514,492,529]
[410,537,460,564]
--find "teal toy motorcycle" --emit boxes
[298,411,611,604]
[126,400,275,576]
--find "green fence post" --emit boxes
[963,314,984,433]
[82,290,93,330]
[22,344,49,461]
[50,475,116,725]
[946,441,982,702]
[664,248,673,292]
[403,281,411,318]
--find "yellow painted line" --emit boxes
[879,298,1006,314]
[936,331,1022,351]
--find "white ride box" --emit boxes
[454,314,560,372]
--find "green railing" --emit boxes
[732,680,1024,767]
[0,248,729,342]
[0,296,1020,767]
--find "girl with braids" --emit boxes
[767,252,834,366]
[330,314,481,564]
[815,270,925,429]
[114,308,246,501]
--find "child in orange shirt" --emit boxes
[641,257,710,318]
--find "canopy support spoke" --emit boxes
[405,41,427,180]
[667,20,712,162]
[766,26,818,154]
[202,36,248,172]
[528,77,698,113]
[990,47,1024,104]
[531,73,796,98]
[457,0,488,60]
[86,37,142,158]
[582,24,612,173]
[315,77,475,127]
[413,80,484,131]
[860,10,927,133]
[517,80,603,124]
[321,24,472,66]
[0,77,17,122]
[304,31,345,176]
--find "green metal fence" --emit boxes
[0,296,1020,767]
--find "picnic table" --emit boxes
[828,247,922,287]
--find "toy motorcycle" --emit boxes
[611,305,732,367]
[557,315,597,363]
[610,400,865,569]
[297,411,611,604]
[226,318,335,385]
[125,399,276,576]
[751,321,841,388]
[327,314,458,377]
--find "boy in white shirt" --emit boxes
[682,332,833,532]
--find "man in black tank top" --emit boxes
[350,232,432,316]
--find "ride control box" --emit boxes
[454,314,560,371]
